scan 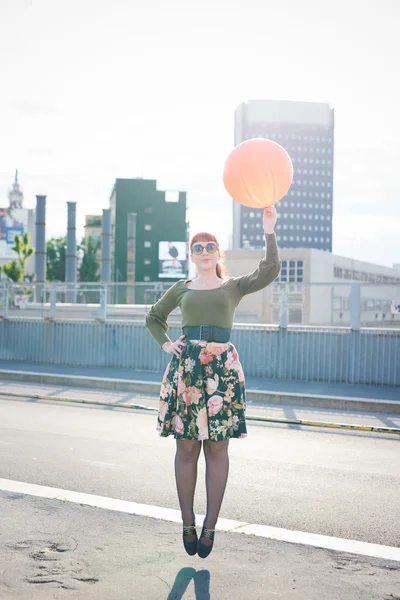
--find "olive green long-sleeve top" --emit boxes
[145,232,281,348]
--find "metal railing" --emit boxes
[1,281,399,329]
[0,318,398,386]
[0,281,399,386]
[273,281,400,329]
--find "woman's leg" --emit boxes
[202,439,230,544]
[175,440,202,538]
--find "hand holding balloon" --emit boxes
[263,205,277,234]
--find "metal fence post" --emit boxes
[3,283,9,317]
[100,285,107,320]
[350,283,361,330]
[279,284,288,329]
[49,282,57,317]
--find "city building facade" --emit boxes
[109,178,188,301]
[84,214,102,260]
[233,100,334,252]
[84,215,102,244]
[224,246,400,327]
[0,171,35,276]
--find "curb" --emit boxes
[0,369,399,414]
[2,390,400,435]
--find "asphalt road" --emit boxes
[1,493,399,600]
[0,397,399,599]
[1,397,399,544]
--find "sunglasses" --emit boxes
[191,242,219,255]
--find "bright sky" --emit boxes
[0,0,399,267]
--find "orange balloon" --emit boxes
[223,138,293,208]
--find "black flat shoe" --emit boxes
[197,525,215,559]
[183,524,198,556]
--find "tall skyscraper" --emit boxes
[233,100,335,251]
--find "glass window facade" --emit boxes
[236,111,334,252]
[278,259,304,283]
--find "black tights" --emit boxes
[175,439,230,544]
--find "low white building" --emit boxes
[224,245,400,327]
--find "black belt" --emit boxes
[182,325,231,343]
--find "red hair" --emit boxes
[190,232,229,280]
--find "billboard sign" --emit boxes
[158,241,187,278]
[0,208,29,259]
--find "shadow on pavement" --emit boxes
[167,567,210,599]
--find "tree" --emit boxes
[79,236,100,282]
[46,237,66,281]
[2,260,23,282]
[2,233,34,282]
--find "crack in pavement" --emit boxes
[4,537,100,591]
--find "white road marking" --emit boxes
[81,460,119,468]
[0,478,399,563]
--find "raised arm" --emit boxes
[145,282,180,348]
[237,206,281,296]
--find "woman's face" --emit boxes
[190,240,220,273]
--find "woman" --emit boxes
[145,206,280,558]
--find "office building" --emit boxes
[233,100,335,252]
[84,215,102,260]
[109,178,188,301]
[224,246,400,327]
[84,215,102,244]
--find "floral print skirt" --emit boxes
[157,340,247,441]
